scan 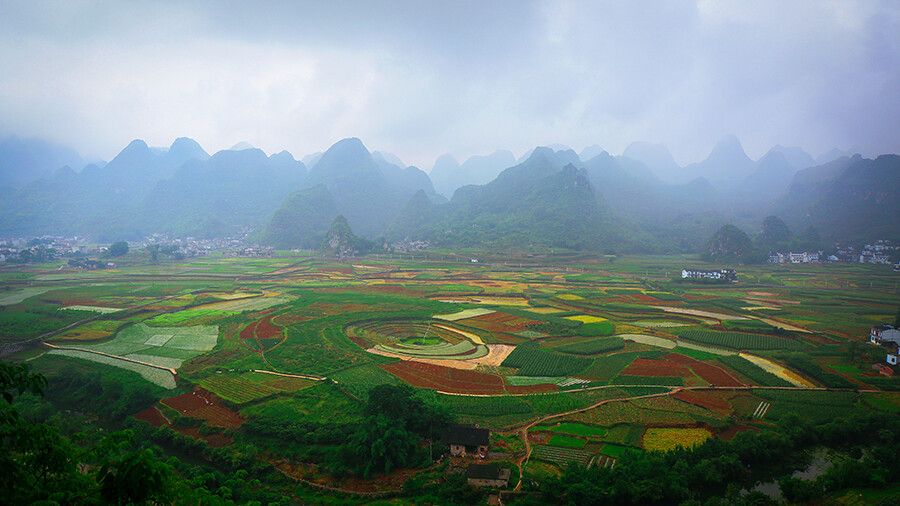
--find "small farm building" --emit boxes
[888,353,898,366]
[447,425,490,457]
[870,325,900,345]
[466,464,511,488]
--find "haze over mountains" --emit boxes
[1,133,896,252]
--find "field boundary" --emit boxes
[250,369,326,381]
[43,342,178,376]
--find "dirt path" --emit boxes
[508,384,879,491]
[251,369,326,381]
[511,387,678,490]
[42,342,178,376]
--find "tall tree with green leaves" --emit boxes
[1,361,173,504]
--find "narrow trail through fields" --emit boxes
[507,384,876,491]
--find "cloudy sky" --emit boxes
[1,0,898,169]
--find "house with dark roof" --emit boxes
[466,464,511,488]
[446,425,490,457]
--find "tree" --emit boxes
[147,244,160,263]
[1,361,173,504]
[349,413,418,477]
[347,385,453,476]
[704,224,757,264]
[365,384,452,439]
[757,215,793,249]
[106,241,129,257]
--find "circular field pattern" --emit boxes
[346,319,489,360]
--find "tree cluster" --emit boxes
[348,384,452,478]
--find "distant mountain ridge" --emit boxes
[1,133,896,252]
[772,154,900,241]
[0,136,86,189]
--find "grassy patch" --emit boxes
[549,435,587,448]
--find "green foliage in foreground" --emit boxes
[351,384,453,478]
[1,361,172,505]
[36,355,166,421]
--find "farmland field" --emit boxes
[677,329,809,351]
[642,428,711,451]
[3,250,899,501]
[532,444,595,466]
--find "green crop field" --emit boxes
[535,423,608,438]
[678,329,809,351]
[549,435,587,448]
[555,337,624,355]
[532,444,595,466]
[502,341,594,376]
[330,364,404,399]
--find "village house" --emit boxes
[768,251,820,264]
[870,325,900,345]
[465,464,511,488]
[887,352,898,366]
[446,425,490,457]
[681,268,737,282]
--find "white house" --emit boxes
[681,269,737,281]
[870,325,900,345]
[888,353,899,366]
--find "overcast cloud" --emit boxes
[1,0,898,168]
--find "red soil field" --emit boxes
[161,388,245,430]
[630,293,662,303]
[380,361,505,394]
[671,390,731,414]
[665,353,745,387]
[254,316,282,339]
[324,267,354,275]
[134,406,168,426]
[239,321,258,340]
[623,358,693,377]
[346,334,370,348]
[477,312,541,329]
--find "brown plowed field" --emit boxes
[671,390,731,414]
[134,406,168,426]
[161,388,244,430]
[623,358,693,377]
[665,353,745,387]
[380,361,505,394]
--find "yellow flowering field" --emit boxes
[642,428,711,452]
[565,315,608,323]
